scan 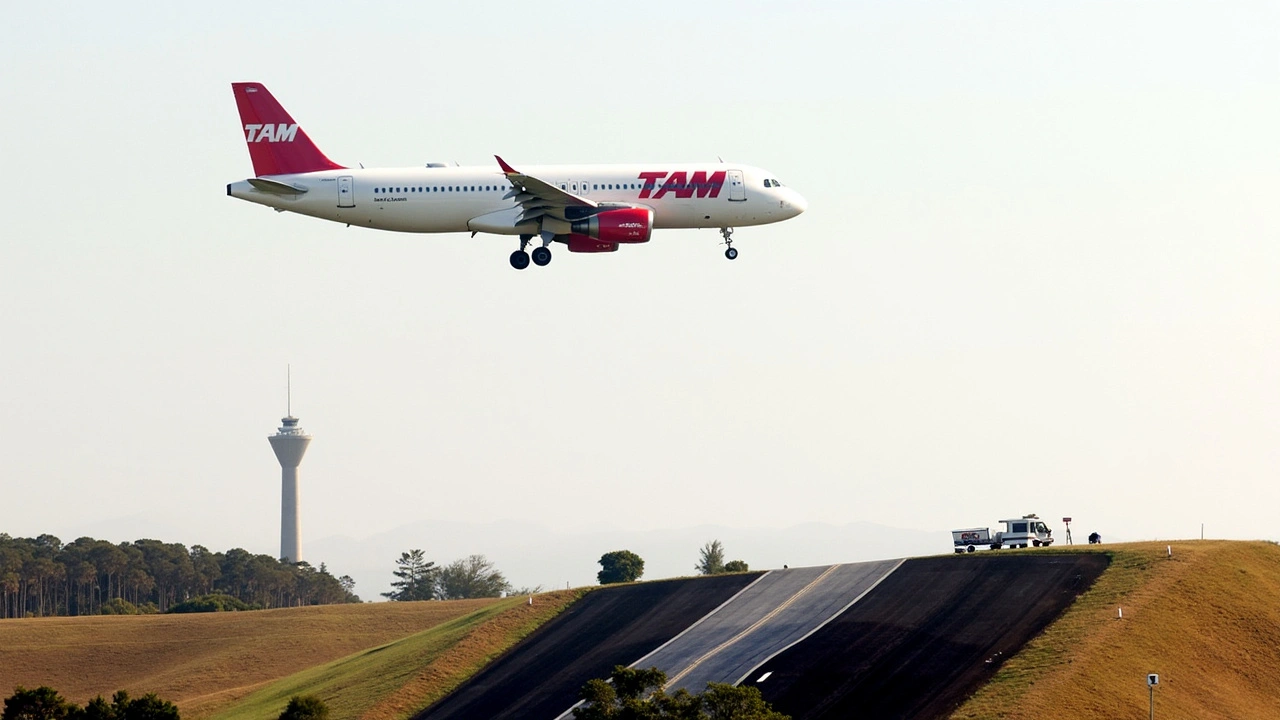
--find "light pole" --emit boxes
[1147,673,1159,720]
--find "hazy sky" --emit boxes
[2,2,1277,593]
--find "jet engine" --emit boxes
[565,236,619,253]
[569,207,653,244]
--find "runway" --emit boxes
[743,553,1110,719]
[636,559,902,694]
[415,552,1109,720]
[413,572,760,720]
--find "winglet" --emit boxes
[495,155,517,174]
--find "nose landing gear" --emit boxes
[720,227,738,260]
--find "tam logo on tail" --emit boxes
[232,82,344,176]
[245,123,299,143]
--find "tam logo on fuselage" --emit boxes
[637,171,726,200]
[244,123,299,143]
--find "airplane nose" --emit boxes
[788,191,808,216]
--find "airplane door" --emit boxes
[727,170,746,201]
[337,175,355,207]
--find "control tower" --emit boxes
[269,411,311,564]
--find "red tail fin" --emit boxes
[232,83,344,176]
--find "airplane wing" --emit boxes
[496,155,597,225]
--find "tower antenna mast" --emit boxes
[287,364,291,417]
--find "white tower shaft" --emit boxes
[280,463,301,563]
[269,416,311,564]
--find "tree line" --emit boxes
[595,540,750,587]
[382,550,538,601]
[0,534,359,618]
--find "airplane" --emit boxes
[226,83,807,269]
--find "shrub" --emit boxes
[167,594,255,614]
[278,696,329,720]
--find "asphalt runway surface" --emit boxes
[642,560,903,693]
[742,553,1110,720]
[413,572,760,720]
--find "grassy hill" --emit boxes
[951,540,1280,719]
[207,589,580,720]
[6,543,1278,720]
[0,597,505,717]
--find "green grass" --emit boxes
[208,598,522,720]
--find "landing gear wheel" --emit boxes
[720,227,737,260]
[510,250,530,270]
[531,246,552,267]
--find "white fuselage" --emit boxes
[227,163,807,235]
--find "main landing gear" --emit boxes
[510,234,553,270]
[721,227,738,260]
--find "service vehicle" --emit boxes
[952,514,1055,553]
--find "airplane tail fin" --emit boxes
[232,83,345,176]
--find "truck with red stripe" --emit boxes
[952,514,1055,553]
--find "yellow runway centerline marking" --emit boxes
[664,564,841,689]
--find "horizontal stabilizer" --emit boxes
[247,177,309,195]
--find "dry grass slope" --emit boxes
[0,599,500,717]
[951,540,1280,720]
[209,589,582,720]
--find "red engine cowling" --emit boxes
[570,207,653,244]
[565,236,618,253]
